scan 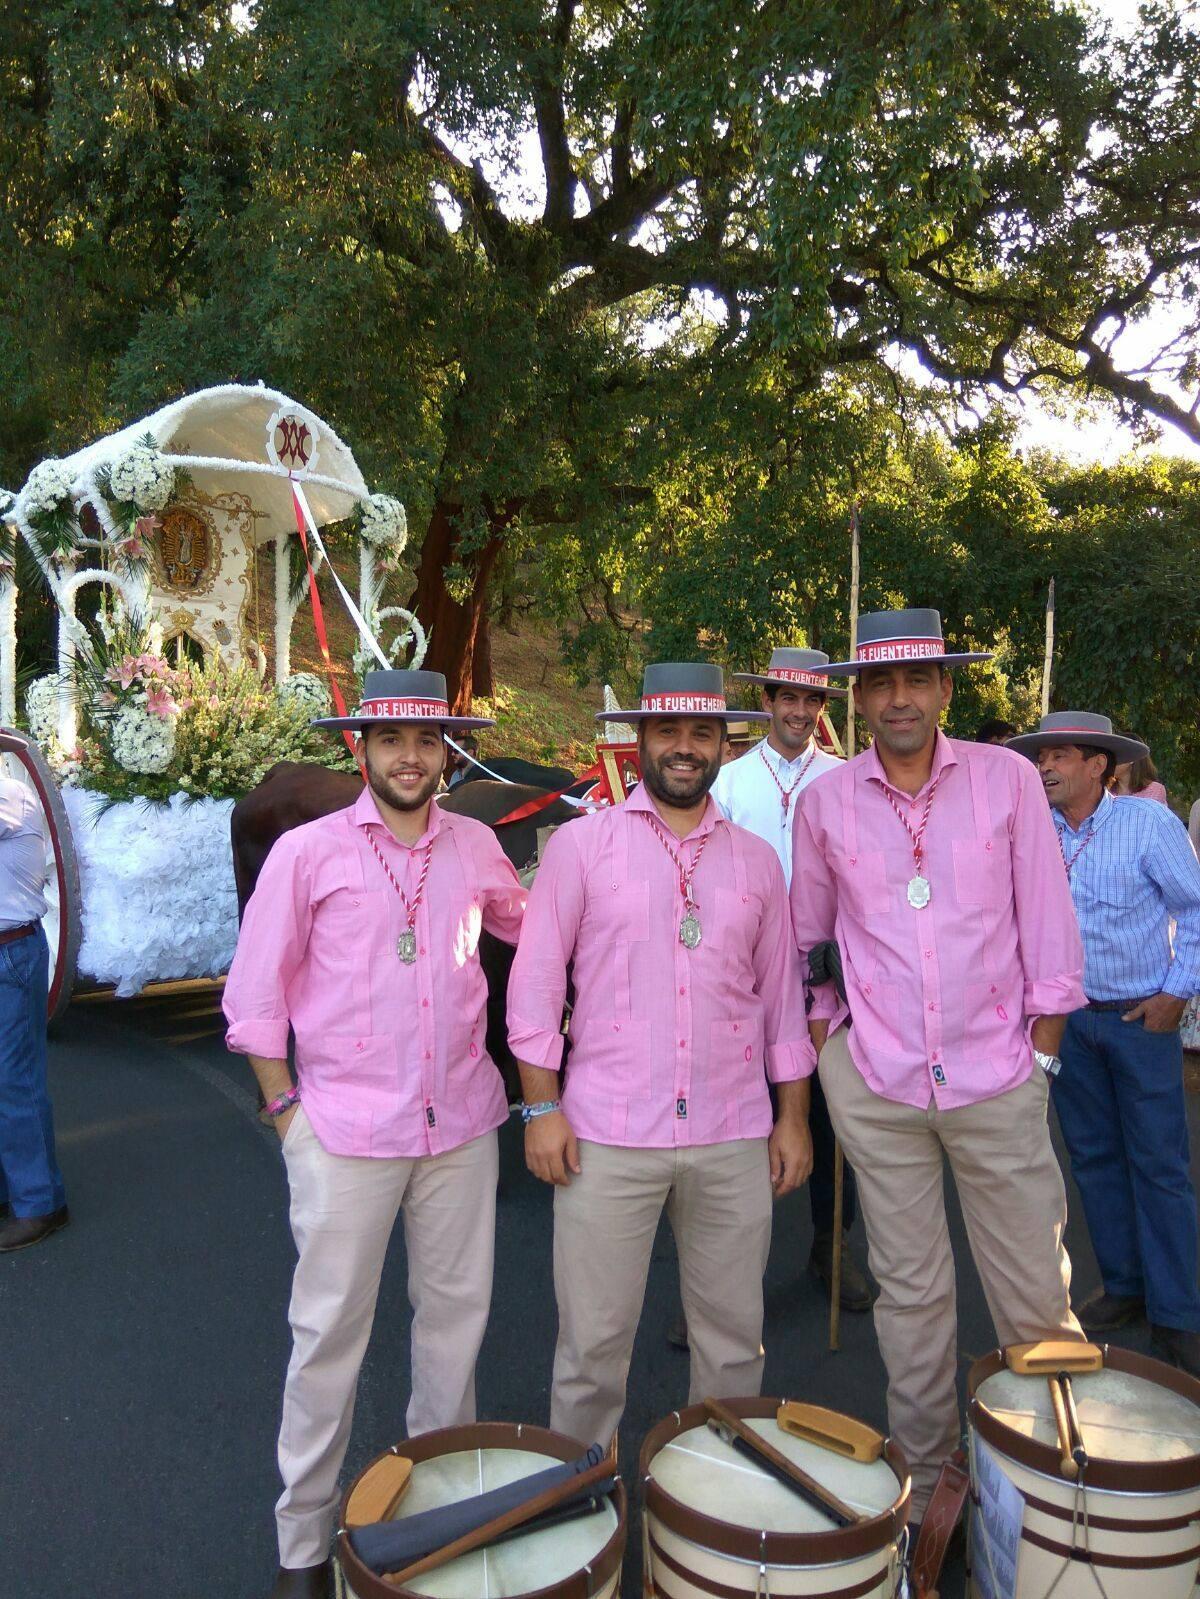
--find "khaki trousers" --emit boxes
[819,1030,1081,1516]
[550,1138,773,1450]
[276,1108,498,1568]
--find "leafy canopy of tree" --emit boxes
[2,0,1199,721]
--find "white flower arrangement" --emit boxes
[357,493,408,553]
[19,459,75,524]
[110,703,177,774]
[109,443,176,512]
[277,671,331,716]
[24,674,62,747]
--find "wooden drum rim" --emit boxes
[336,1421,627,1599]
[968,1344,1200,1496]
[638,1398,911,1566]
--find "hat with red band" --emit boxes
[1006,711,1148,764]
[312,669,496,733]
[595,662,770,725]
[823,607,993,675]
[732,646,848,699]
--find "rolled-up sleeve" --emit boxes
[789,793,842,1022]
[754,852,815,1081]
[1010,762,1086,1016]
[222,833,313,1059]
[506,825,584,1072]
[476,829,527,946]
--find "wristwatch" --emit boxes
[1033,1049,1062,1077]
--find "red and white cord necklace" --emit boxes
[1058,824,1097,878]
[759,742,816,814]
[881,775,944,909]
[366,829,434,963]
[642,813,715,949]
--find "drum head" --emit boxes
[390,1446,619,1597]
[649,1416,902,1537]
[976,1365,1200,1465]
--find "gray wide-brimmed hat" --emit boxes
[595,662,770,725]
[824,608,993,675]
[312,669,496,733]
[1006,711,1148,764]
[732,646,849,700]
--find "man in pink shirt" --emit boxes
[223,670,525,1599]
[508,662,815,1450]
[790,610,1085,1532]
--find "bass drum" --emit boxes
[968,1344,1200,1598]
[336,1422,626,1599]
[0,730,81,1025]
[641,1398,910,1597]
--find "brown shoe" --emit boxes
[269,1562,332,1599]
[1076,1290,1145,1333]
[809,1230,876,1312]
[0,1206,69,1253]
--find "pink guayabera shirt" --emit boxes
[507,782,814,1148]
[223,786,526,1157]
[790,733,1085,1110]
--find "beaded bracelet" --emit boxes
[520,1100,561,1125]
[264,1086,301,1118]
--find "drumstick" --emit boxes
[381,1454,616,1587]
[1060,1374,1089,1472]
[1047,1377,1079,1479]
[703,1399,862,1527]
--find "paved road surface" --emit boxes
[3,988,1192,1599]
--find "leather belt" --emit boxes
[1086,995,1154,1013]
[0,921,37,947]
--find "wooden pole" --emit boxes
[1041,577,1056,716]
[846,503,861,760]
[829,500,860,1353]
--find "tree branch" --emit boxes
[530,0,578,232]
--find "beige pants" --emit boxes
[276,1107,498,1568]
[550,1138,773,1449]
[819,1030,1081,1516]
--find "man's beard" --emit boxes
[641,748,721,808]
[366,761,441,814]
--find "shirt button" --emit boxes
[612,1023,621,1032]
[678,986,686,996]
[352,898,361,907]
[928,1002,937,1012]
[355,1041,364,1051]
[849,856,857,866]
[419,947,426,956]
[985,841,993,852]
[424,1051,432,1060]
[422,998,429,1008]
[678,1039,686,1048]
[864,984,872,996]
[924,950,933,959]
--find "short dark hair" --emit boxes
[1077,744,1117,783]
[975,717,1016,743]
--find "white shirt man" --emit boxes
[710,647,872,1312]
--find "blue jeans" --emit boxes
[0,924,66,1217]
[1053,1007,1200,1332]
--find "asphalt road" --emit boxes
[3,989,1193,1599]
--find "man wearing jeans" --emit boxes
[1010,710,1200,1374]
[0,769,68,1253]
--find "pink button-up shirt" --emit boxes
[790,733,1085,1109]
[223,787,526,1157]
[507,782,814,1148]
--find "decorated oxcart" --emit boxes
[0,385,422,1018]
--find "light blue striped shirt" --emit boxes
[1055,790,1200,1002]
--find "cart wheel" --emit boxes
[0,730,82,1025]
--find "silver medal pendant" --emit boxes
[907,875,932,910]
[679,912,703,950]
[397,928,418,964]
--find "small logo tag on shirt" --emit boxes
[932,1064,947,1087]
[425,1104,437,1127]
[675,1097,688,1119]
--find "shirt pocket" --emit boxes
[568,1015,653,1100]
[952,838,1010,907]
[303,1033,399,1091]
[313,887,391,940]
[840,850,891,923]
[708,1015,765,1085]
[713,886,760,942]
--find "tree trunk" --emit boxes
[412,499,505,714]
[472,607,494,698]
